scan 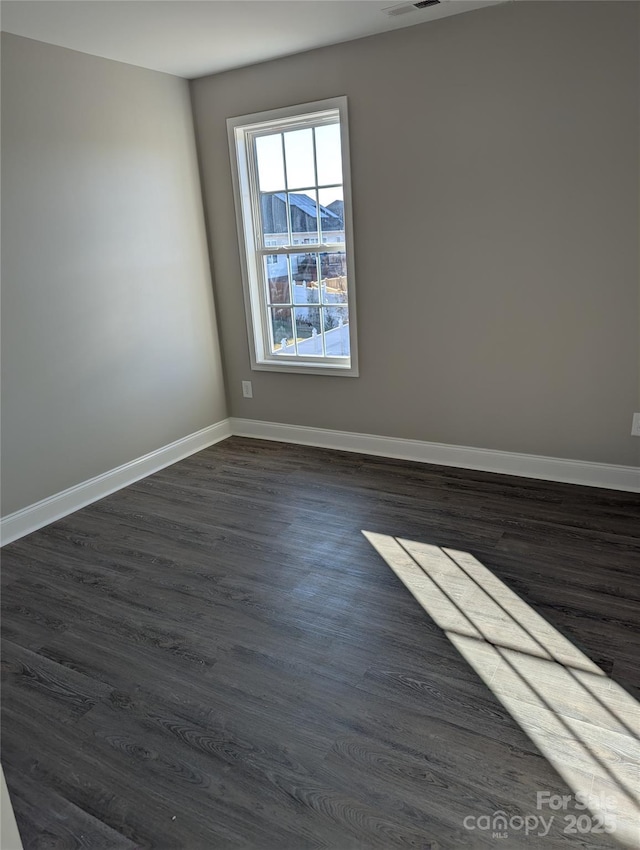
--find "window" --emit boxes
[228,97,358,376]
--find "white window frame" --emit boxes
[227,97,359,376]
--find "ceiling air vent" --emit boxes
[384,0,441,16]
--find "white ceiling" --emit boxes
[1,0,505,79]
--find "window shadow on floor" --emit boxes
[362,530,639,848]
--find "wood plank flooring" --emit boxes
[2,437,639,849]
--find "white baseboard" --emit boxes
[0,420,232,546]
[3,416,637,546]
[230,418,640,493]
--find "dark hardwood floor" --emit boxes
[2,437,639,849]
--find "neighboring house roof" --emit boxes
[273,192,342,223]
[327,199,344,226]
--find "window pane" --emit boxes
[265,255,290,304]
[289,191,318,244]
[291,253,319,305]
[284,128,315,189]
[319,188,344,245]
[294,307,323,356]
[292,279,319,305]
[256,134,285,192]
[315,123,342,186]
[319,252,348,304]
[322,305,350,357]
[270,307,294,354]
[260,193,288,243]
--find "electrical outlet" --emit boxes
[242,381,253,399]
[632,412,640,437]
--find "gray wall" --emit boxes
[192,0,639,467]
[1,33,227,516]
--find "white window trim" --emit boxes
[227,97,359,377]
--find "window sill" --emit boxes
[251,359,359,377]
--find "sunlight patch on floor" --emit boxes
[362,531,639,848]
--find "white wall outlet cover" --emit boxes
[631,412,640,437]
[242,381,253,399]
